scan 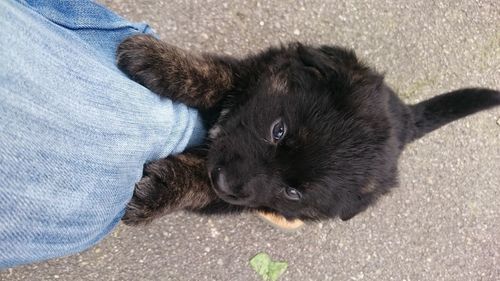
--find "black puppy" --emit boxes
[116,34,500,225]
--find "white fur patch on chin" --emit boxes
[209,125,222,139]
[210,109,230,139]
[220,109,230,118]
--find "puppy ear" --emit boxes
[315,45,387,117]
[296,44,384,92]
[340,210,358,221]
[339,200,361,221]
[296,44,362,78]
[294,43,388,123]
[295,43,335,78]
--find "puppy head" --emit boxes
[208,44,395,220]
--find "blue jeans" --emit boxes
[0,0,205,268]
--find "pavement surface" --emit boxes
[2,1,499,280]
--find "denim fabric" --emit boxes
[0,0,205,268]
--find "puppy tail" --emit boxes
[409,88,500,141]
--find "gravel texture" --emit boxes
[2,1,499,280]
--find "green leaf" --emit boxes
[267,261,288,281]
[250,252,271,279]
[249,253,288,281]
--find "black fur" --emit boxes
[116,35,500,224]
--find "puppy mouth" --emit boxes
[216,192,251,206]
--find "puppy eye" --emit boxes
[284,187,302,201]
[271,118,287,142]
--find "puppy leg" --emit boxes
[122,149,218,225]
[116,34,236,109]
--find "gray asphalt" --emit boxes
[2,1,499,280]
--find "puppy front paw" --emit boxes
[116,34,173,94]
[122,175,170,226]
[116,35,230,108]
